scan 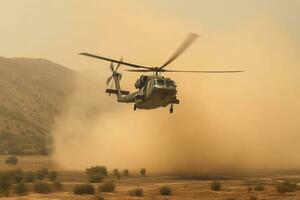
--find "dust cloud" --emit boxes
[52,19,300,175]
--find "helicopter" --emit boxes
[79,33,243,113]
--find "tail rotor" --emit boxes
[106,57,123,86]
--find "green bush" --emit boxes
[140,168,146,177]
[53,181,63,191]
[276,180,297,193]
[86,166,107,183]
[5,155,18,165]
[99,182,115,193]
[15,182,28,196]
[113,169,121,179]
[160,185,172,195]
[24,171,35,183]
[254,183,264,191]
[122,169,129,177]
[73,184,95,195]
[210,181,222,191]
[86,166,107,176]
[36,168,48,180]
[48,171,57,182]
[33,182,52,194]
[129,188,143,197]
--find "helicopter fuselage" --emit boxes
[107,74,179,110]
[134,75,179,109]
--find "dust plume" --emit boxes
[52,18,300,175]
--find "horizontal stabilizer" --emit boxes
[105,89,129,95]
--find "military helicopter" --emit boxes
[79,33,242,113]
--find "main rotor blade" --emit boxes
[163,70,244,73]
[79,53,152,70]
[160,33,199,69]
[125,69,153,72]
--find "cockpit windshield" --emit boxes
[165,80,175,87]
[156,79,165,86]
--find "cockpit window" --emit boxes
[156,79,165,86]
[165,80,174,87]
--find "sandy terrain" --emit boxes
[1,156,300,200]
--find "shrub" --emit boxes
[33,182,52,194]
[254,183,264,191]
[86,166,107,183]
[53,181,63,191]
[24,171,35,183]
[129,188,143,197]
[122,169,129,177]
[113,169,121,179]
[140,168,146,177]
[160,185,172,195]
[36,168,48,180]
[12,169,24,183]
[48,171,57,182]
[276,180,297,193]
[99,182,115,193]
[15,182,28,196]
[5,155,18,165]
[210,181,222,191]
[86,166,107,177]
[73,184,95,195]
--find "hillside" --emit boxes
[0,57,74,155]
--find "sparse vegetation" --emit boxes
[140,168,146,176]
[48,171,57,182]
[36,168,48,180]
[73,184,95,195]
[12,169,24,183]
[160,185,172,195]
[122,169,129,177]
[129,188,143,197]
[0,172,12,195]
[276,180,297,193]
[99,182,115,193]
[33,181,52,194]
[24,171,35,183]
[254,183,264,191]
[210,181,222,191]
[86,166,107,183]
[5,155,18,165]
[53,181,63,191]
[113,169,121,179]
[15,182,28,196]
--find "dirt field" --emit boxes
[1,156,300,200]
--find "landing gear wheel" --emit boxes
[134,104,137,111]
[170,104,174,113]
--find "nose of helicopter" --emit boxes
[153,86,177,96]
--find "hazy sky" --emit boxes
[0,0,299,70]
